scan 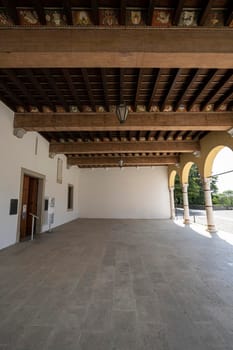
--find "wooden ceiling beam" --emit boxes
[2,0,19,25]
[161,69,181,111]
[42,68,69,112]
[172,0,185,25]
[120,68,124,104]
[0,80,23,109]
[1,28,233,69]
[175,69,200,111]
[50,140,200,155]
[3,69,39,110]
[201,71,233,110]
[25,69,55,112]
[14,112,233,132]
[120,0,126,25]
[63,0,73,25]
[135,69,143,108]
[199,0,213,26]
[32,0,46,25]
[68,155,179,167]
[81,68,96,111]
[62,69,82,111]
[147,0,154,26]
[188,69,219,111]
[148,69,161,110]
[214,89,233,111]
[225,5,233,26]
[91,0,99,25]
[101,68,110,112]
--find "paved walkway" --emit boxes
[1,219,233,349]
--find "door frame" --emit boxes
[17,168,45,242]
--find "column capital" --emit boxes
[182,183,189,191]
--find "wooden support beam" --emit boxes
[91,0,99,25]
[63,0,73,25]
[32,0,46,25]
[120,0,126,25]
[0,81,24,109]
[3,69,39,110]
[120,68,124,104]
[188,70,219,111]
[68,155,179,167]
[147,0,154,26]
[62,69,82,111]
[101,69,110,112]
[148,69,161,110]
[214,89,233,111]
[161,69,181,111]
[25,69,55,112]
[2,0,19,25]
[14,112,233,132]
[1,28,233,69]
[201,71,233,110]
[81,69,96,111]
[199,0,213,26]
[42,68,69,112]
[175,69,200,111]
[225,5,233,26]
[50,140,200,155]
[135,69,143,108]
[172,0,185,25]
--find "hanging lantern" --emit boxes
[116,103,128,124]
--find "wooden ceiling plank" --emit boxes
[2,0,19,25]
[101,68,110,112]
[199,0,213,26]
[188,69,219,111]
[62,69,82,111]
[42,68,69,112]
[32,0,46,25]
[25,69,55,112]
[3,69,39,110]
[175,69,200,111]
[201,71,233,109]
[172,0,185,25]
[81,68,96,111]
[68,155,179,166]
[63,0,73,25]
[161,69,181,111]
[148,69,161,110]
[135,69,143,108]
[14,112,233,132]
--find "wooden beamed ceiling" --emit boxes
[0,1,233,168]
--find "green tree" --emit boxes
[174,164,218,206]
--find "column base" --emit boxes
[183,219,190,225]
[207,225,217,233]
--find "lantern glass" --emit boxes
[116,104,128,123]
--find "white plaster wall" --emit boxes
[78,167,170,219]
[0,102,79,250]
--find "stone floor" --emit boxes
[1,219,233,350]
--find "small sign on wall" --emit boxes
[9,199,18,215]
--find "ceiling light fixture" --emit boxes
[116,103,128,124]
[119,159,124,168]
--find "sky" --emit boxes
[212,147,233,193]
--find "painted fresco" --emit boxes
[99,9,119,26]
[72,10,93,25]
[178,10,199,26]
[205,10,224,27]
[149,105,160,112]
[18,9,39,25]
[45,9,66,26]
[152,9,172,27]
[0,10,13,25]
[126,10,146,25]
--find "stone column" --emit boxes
[182,183,190,225]
[169,186,175,220]
[203,177,217,233]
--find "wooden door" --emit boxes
[20,175,38,240]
